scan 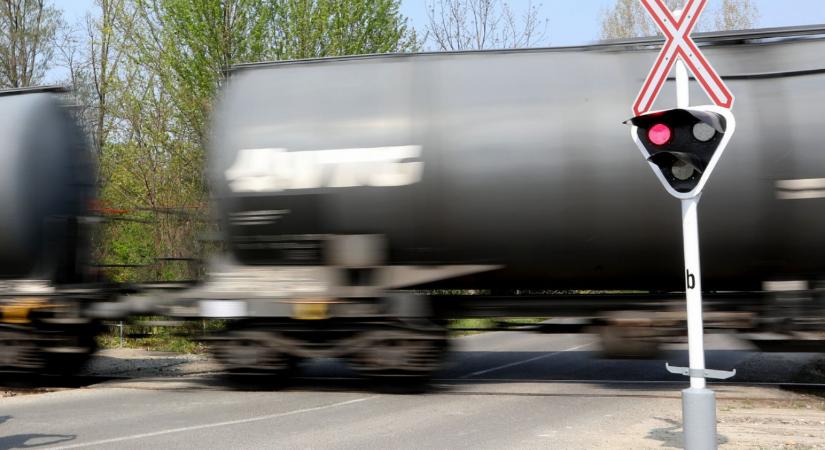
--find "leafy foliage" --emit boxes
[0,0,63,87]
[73,0,417,282]
[272,0,417,59]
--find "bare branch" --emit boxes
[600,0,758,40]
[0,0,62,88]
[424,0,549,50]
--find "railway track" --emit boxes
[4,371,823,401]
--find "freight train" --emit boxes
[180,25,825,376]
[2,26,825,377]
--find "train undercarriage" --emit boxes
[2,273,824,379]
[208,319,449,378]
[0,285,105,375]
[143,256,825,379]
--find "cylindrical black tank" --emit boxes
[209,29,825,291]
[0,90,93,280]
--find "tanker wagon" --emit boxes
[0,87,107,374]
[179,26,825,378]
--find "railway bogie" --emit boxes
[1,293,103,374]
[205,318,449,379]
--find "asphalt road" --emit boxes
[1,332,823,450]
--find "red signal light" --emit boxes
[648,123,672,146]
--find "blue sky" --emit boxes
[54,0,825,46]
[402,0,825,45]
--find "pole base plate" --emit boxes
[666,362,736,380]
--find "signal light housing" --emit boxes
[625,106,736,199]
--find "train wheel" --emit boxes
[348,327,449,384]
[43,337,98,376]
[0,329,40,370]
[210,329,301,384]
[0,322,99,375]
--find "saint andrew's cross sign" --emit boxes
[632,0,735,116]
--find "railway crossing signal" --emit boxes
[627,3,736,450]
[626,106,735,199]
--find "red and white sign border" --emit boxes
[633,0,735,116]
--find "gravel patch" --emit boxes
[81,348,221,378]
[598,395,825,450]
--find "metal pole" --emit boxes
[681,198,717,450]
[676,59,690,108]
[674,10,717,448]
[119,321,124,348]
[674,9,690,110]
[681,197,706,390]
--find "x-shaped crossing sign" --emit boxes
[633,0,735,116]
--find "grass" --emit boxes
[96,318,225,354]
[449,318,546,336]
[96,333,206,354]
[95,316,547,352]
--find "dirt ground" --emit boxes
[82,347,220,377]
[601,356,825,449]
[603,396,825,450]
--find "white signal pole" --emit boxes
[679,193,718,449]
[673,14,708,392]
[670,10,721,450]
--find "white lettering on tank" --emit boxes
[224,145,423,193]
[776,178,825,200]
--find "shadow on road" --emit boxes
[443,348,825,381]
[229,349,825,397]
[0,416,76,450]
[0,372,122,390]
[3,349,824,397]
[0,433,76,450]
[644,416,729,449]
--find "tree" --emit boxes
[127,0,273,146]
[90,0,419,281]
[715,0,758,32]
[600,0,759,40]
[424,0,548,50]
[87,0,257,281]
[600,0,677,40]
[0,0,63,88]
[55,0,125,156]
[271,0,417,60]
[84,0,125,155]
